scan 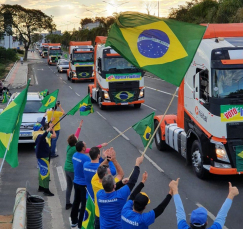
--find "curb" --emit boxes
[4,60,18,82]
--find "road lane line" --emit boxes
[56,166,67,191]
[34,69,38,85]
[75,92,80,96]
[113,126,129,141]
[145,86,178,97]
[196,203,229,229]
[69,86,72,89]
[142,103,156,111]
[59,77,62,80]
[97,111,106,120]
[63,81,67,84]
[139,150,164,173]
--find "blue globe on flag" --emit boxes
[79,105,92,112]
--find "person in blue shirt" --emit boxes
[70,141,90,229]
[83,147,117,200]
[121,171,172,229]
[97,153,144,229]
[169,178,239,229]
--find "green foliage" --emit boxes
[169,0,243,23]
[16,49,24,54]
[0,47,18,64]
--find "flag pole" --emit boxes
[107,126,132,145]
[0,133,13,174]
[52,114,67,128]
[142,87,178,156]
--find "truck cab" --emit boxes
[47,43,62,65]
[88,36,145,110]
[40,43,49,58]
[154,24,243,179]
[67,41,94,83]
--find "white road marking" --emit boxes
[56,166,67,191]
[145,86,178,97]
[97,111,106,120]
[59,77,62,80]
[63,81,67,84]
[69,86,72,89]
[142,103,156,111]
[196,203,229,229]
[37,69,43,70]
[139,150,164,173]
[34,70,38,85]
[113,126,129,141]
[75,92,80,96]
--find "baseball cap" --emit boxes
[190,207,207,225]
[134,192,151,209]
[37,117,43,123]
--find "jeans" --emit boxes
[65,171,74,205]
[51,130,60,156]
[70,183,87,228]
[95,216,100,229]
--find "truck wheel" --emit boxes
[98,96,105,110]
[134,104,141,109]
[154,120,167,151]
[191,140,208,179]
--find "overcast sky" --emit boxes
[0,0,187,31]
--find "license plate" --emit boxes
[20,132,31,136]
[121,103,128,105]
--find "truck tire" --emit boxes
[98,95,105,110]
[134,104,141,109]
[191,140,208,179]
[88,88,96,103]
[154,120,167,151]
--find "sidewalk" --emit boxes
[3,51,41,89]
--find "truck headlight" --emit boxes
[211,140,230,163]
[73,72,77,77]
[50,60,52,63]
[104,91,110,100]
[139,88,144,98]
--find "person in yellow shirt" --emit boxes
[46,101,65,158]
[91,147,128,229]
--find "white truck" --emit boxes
[88,36,145,110]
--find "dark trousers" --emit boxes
[95,216,100,229]
[65,171,74,205]
[70,183,87,228]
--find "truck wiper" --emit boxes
[109,68,121,72]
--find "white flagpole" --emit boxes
[0,133,13,174]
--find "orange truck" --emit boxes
[47,43,62,65]
[154,24,243,179]
[40,43,49,58]
[67,41,94,83]
[88,36,145,110]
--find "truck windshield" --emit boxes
[212,69,243,98]
[42,47,48,51]
[104,57,138,72]
[49,50,62,55]
[73,53,93,62]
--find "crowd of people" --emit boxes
[32,102,239,229]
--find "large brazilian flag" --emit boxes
[82,195,95,229]
[106,12,206,86]
[39,89,59,112]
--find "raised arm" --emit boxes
[74,120,83,139]
[129,171,147,200]
[110,147,124,181]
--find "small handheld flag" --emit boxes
[67,94,94,116]
[39,89,59,112]
[2,91,8,103]
[39,89,48,98]
[132,112,155,149]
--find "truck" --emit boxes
[67,41,94,83]
[154,24,243,179]
[40,43,49,58]
[88,36,145,110]
[47,43,62,65]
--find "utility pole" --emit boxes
[158,0,159,17]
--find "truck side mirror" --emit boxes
[70,54,72,60]
[98,58,102,72]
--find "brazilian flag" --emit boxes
[82,195,95,229]
[67,94,94,116]
[40,89,48,98]
[38,158,50,188]
[39,89,59,112]
[235,146,243,172]
[2,91,8,103]
[106,12,206,86]
[132,112,155,149]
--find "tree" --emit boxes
[0,4,56,60]
[80,18,93,28]
[32,33,43,44]
[144,1,157,15]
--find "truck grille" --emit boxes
[76,66,93,79]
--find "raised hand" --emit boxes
[135,156,144,166]
[228,182,239,200]
[142,171,148,183]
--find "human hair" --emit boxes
[97,165,109,180]
[52,104,57,110]
[89,147,100,160]
[102,174,115,192]
[67,134,78,147]
[76,141,85,152]
[133,202,145,212]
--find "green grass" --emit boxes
[0,61,15,80]
[17,53,24,58]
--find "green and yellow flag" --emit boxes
[106,12,206,86]
[40,89,48,98]
[67,94,94,116]
[132,112,155,149]
[235,146,243,172]
[39,89,59,112]
[82,195,95,229]
[2,91,8,103]
[0,80,30,168]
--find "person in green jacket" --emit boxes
[64,119,108,210]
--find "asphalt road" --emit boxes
[0,55,243,229]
